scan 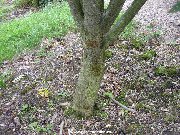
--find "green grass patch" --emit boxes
[139,50,157,60]
[0,2,75,63]
[169,1,180,13]
[155,66,179,77]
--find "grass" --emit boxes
[169,1,180,13]
[0,0,14,20]
[0,2,75,63]
[155,66,179,77]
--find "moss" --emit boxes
[95,111,108,119]
[105,50,113,59]
[91,63,104,76]
[169,1,180,13]
[164,114,176,123]
[131,38,144,50]
[115,92,128,106]
[64,107,85,119]
[139,50,156,60]
[21,86,32,95]
[112,63,120,70]
[0,79,6,88]
[155,66,179,77]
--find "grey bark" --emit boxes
[102,0,126,34]
[73,46,105,116]
[67,0,148,116]
[67,0,84,29]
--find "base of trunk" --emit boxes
[72,47,105,116]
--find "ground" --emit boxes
[0,0,180,135]
[0,33,179,134]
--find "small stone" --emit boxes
[0,123,6,127]
[126,56,132,62]
[174,20,180,26]
[14,117,21,126]
[9,123,15,128]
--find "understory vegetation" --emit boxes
[169,1,180,12]
[0,2,75,63]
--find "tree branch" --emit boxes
[102,0,126,34]
[67,0,84,29]
[103,93,136,113]
[109,96,136,113]
[103,0,147,48]
[59,120,64,135]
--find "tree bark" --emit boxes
[73,44,105,116]
[102,0,125,34]
[72,0,105,116]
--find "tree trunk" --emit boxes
[67,0,148,117]
[73,43,105,116]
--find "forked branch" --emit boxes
[103,0,148,48]
[102,0,126,34]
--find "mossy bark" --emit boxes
[73,43,105,116]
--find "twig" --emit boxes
[109,96,136,113]
[59,120,64,135]
[68,128,72,135]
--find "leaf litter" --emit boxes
[0,32,179,134]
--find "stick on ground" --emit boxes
[59,120,64,135]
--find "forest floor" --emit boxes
[0,33,179,134]
[0,0,180,135]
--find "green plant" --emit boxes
[139,50,156,60]
[95,111,108,119]
[131,38,144,50]
[14,0,65,8]
[58,91,68,97]
[155,66,179,77]
[29,122,53,133]
[169,1,180,13]
[0,79,6,88]
[115,91,128,106]
[21,104,30,112]
[104,91,114,98]
[0,2,75,63]
[0,2,14,20]
[143,24,163,43]
[112,63,120,70]
[105,50,113,59]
